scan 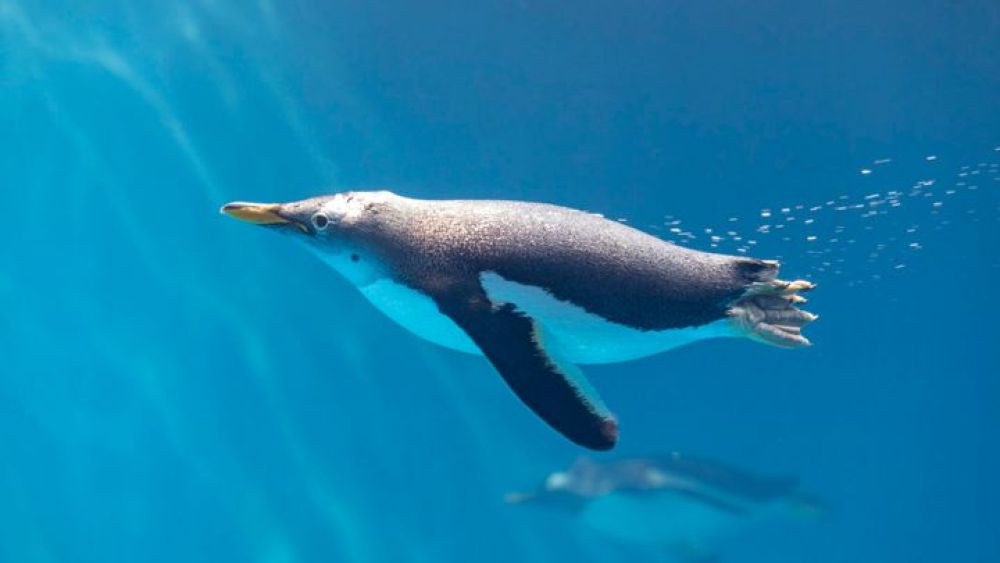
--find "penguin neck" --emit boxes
[302,242,385,287]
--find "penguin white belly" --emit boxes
[358,278,480,354]
[581,491,742,547]
[480,272,737,364]
[356,273,737,364]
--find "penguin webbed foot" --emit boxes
[728,278,818,348]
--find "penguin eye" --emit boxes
[311,213,330,230]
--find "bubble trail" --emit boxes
[641,150,999,287]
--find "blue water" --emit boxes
[2,2,998,562]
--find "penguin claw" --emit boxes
[787,280,816,292]
[776,279,815,294]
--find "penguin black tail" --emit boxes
[734,257,780,284]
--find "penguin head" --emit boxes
[221,192,377,233]
[221,191,393,285]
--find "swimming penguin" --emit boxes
[222,191,817,450]
[505,454,825,562]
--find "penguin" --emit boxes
[505,454,826,562]
[222,191,817,450]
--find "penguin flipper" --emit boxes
[430,283,618,450]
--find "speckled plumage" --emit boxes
[223,191,816,450]
[303,191,776,330]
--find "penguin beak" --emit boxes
[220,201,308,233]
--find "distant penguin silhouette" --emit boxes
[223,192,817,449]
[506,454,826,562]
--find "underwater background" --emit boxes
[1,1,998,562]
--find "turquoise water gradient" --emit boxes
[1,2,998,562]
